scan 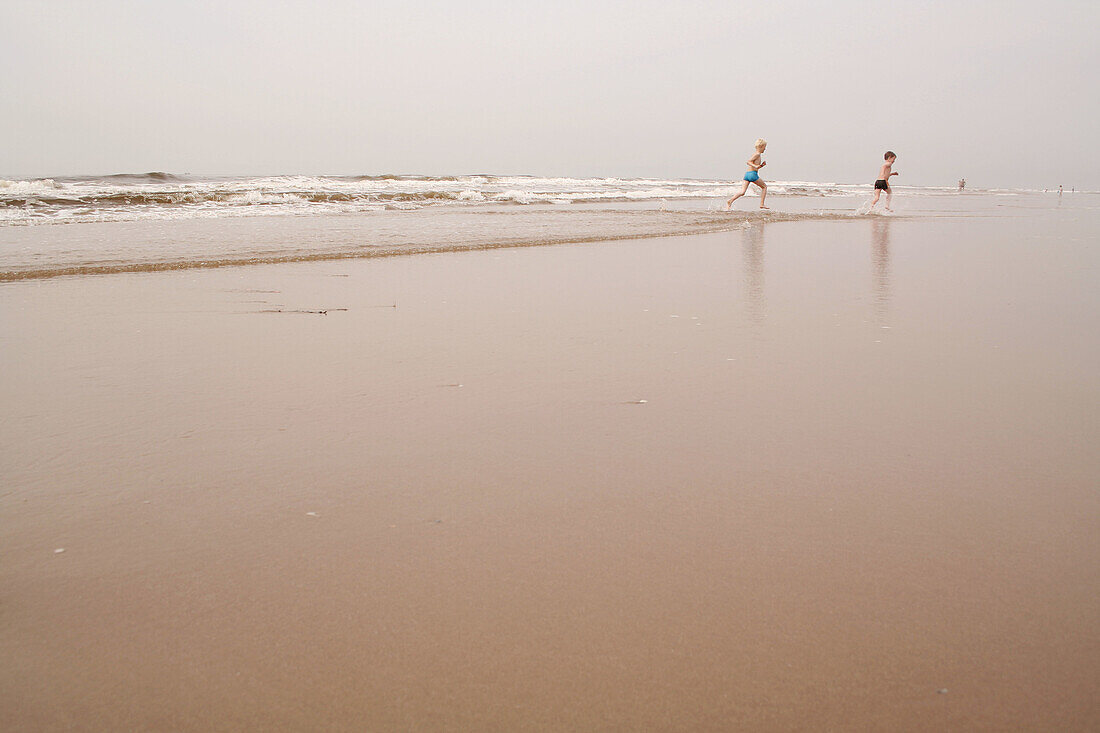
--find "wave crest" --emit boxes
[0,173,1040,226]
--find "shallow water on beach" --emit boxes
[1,182,1091,281]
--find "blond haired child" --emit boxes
[726,138,769,210]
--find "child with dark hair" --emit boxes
[871,151,898,211]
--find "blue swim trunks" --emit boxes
[744,171,759,182]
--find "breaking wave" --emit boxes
[0,173,989,226]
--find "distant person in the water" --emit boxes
[1059,185,1063,196]
[726,139,769,210]
[958,178,966,191]
[870,151,898,212]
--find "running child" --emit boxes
[726,139,769,210]
[871,151,898,211]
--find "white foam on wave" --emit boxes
[228,191,307,205]
[0,172,1053,226]
[1,178,62,192]
[496,190,537,204]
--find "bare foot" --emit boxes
[885,208,893,212]
[759,205,770,210]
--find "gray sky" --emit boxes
[3,0,1097,188]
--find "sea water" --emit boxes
[0,172,1088,280]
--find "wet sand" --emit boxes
[2,214,1099,730]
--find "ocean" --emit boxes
[0,173,1085,280]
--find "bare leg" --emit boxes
[726,181,751,209]
[871,189,881,208]
[755,180,768,209]
[885,188,893,211]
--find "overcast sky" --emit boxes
[3,0,1097,188]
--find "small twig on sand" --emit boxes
[259,308,349,315]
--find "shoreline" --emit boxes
[1,207,913,282]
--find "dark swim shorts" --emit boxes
[874,179,890,191]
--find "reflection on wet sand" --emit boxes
[737,218,891,329]
[742,221,766,323]
[871,218,892,324]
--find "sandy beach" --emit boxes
[2,209,1099,730]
